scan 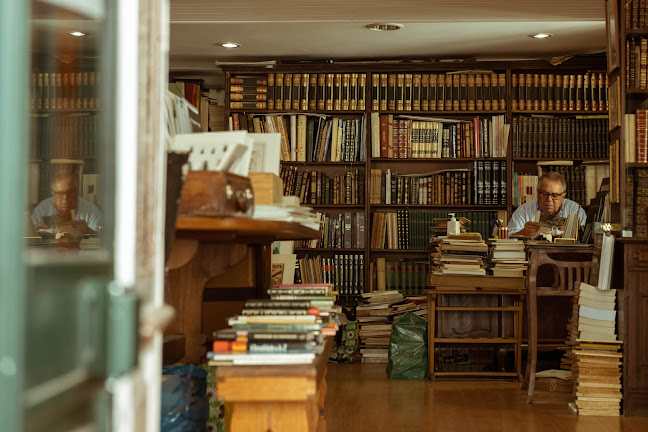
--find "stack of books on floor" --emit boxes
[430,233,488,275]
[487,238,527,277]
[207,284,340,366]
[570,282,622,416]
[357,290,405,363]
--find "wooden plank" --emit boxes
[436,306,520,311]
[433,337,518,344]
[428,274,525,290]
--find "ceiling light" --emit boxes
[220,42,240,48]
[531,33,552,39]
[69,31,86,37]
[367,23,404,31]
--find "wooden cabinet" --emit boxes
[615,238,648,415]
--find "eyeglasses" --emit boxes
[52,190,77,198]
[538,191,565,200]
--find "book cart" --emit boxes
[426,274,525,380]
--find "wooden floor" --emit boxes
[324,363,648,432]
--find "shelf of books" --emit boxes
[224,60,610,309]
[613,0,648,234]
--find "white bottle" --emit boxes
[447,213,460,235]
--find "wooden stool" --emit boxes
[522,244,593,403]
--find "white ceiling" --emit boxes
[170,0,608,88]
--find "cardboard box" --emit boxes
[248,172,283,205]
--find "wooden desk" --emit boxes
[165,216,319,363]
[427,275,525,381]
[215,337,333,432]
[521,242,593,403]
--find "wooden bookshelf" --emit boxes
[223,56,609,297]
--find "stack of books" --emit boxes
[207,284,340,366]
[488,238,527,277]
[229,75,268,110]
[568,282,622,416]
[431,233,488,275]
[357,290,405,363]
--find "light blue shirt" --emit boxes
[508,198,586,236]
[31,197,102,230]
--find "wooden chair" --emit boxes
[521,244,593,403]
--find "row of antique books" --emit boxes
[370,114,508,159]
[627,168,648,237]
[625,0,648,30]
[230,112,365,162]
[294,211,365,249]
[511,116,609,159]
[32,70,99,111]
[369,162,507,207]
[626,37,648,90]
[510,72,607,112]
[280,167,364,205]
[370,72,507,112]
[229,73,369,111]
[373,258,429,295]
[208,285,340,366]
[31,113,99,160]
[295,254,365,296]
[371,211,500,251]
[622,111,648,163]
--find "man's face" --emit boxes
[52,177,78,212]
[537,179,565,216]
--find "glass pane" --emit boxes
[28,0,105,253]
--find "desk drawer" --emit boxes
[628,244,648,268]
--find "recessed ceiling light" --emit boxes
[531,33,552,39]
[220,42,240,48]
[367,23,404,31]
[70,31,86,37]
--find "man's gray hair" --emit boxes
[537,171,567,193]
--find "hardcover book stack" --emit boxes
[294,255,364,295]
[357,290,406,363]
[370,114,508,159]
[510,72,607,112]
[263,72,367,112]
[280,167,364,205]
[511,116,608,159]
[208,291,340,366]
[511,173,538,206]
[229,75,268,110]
[231,113,365,162]
[430,233,488,276]
[370,72,507,112]
[301,211,365,249]
[488,239,527,277]
[567,282,622,416]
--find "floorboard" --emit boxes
[324,363,648,432]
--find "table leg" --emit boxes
[428,293,436,381]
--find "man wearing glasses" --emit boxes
[508,171,586,238]
[31,172,102,235]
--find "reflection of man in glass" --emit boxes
[31,172,101,234]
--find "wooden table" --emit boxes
[165,216,319,363]
[427,274,525,381]
[521,242,593,403]
[215,337,333,432]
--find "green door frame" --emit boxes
[0,0,30,430]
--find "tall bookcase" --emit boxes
[222,56,609,301]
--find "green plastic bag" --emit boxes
[386,311,428,379]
